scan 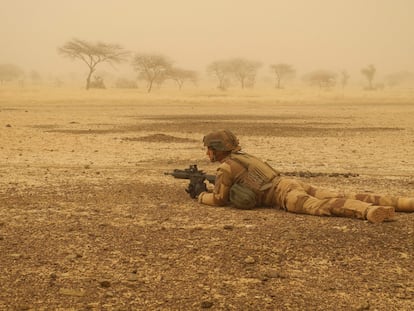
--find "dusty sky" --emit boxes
[1,0,414,78]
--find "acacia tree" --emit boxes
[58,38,129,90]
[304,70,337,89]
[361,64,376,90]
[0,64,23,85]
[340,70,350,89]
[207,58,261,90]
[132,53,173,92]
[168,68,198,90]
[206,60,232,90]
[227,58,261,89]
[269,63,295,89]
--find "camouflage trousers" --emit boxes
[271,178,399,220]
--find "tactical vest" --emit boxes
[230,152,279,194]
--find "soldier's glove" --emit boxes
[186,177,207,199]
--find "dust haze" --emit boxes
[1,1,414,310]
[1,0,414,87]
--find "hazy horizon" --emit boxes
[2,0,414,80]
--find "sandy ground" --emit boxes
[0,88,413,310]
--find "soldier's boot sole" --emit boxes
[366,206,395,223]
[396,198,414,212]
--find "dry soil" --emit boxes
[0,88,413,310]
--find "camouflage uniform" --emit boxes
[198,130,414,223]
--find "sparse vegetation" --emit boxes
[269,63,295,89]
[385,71,414,88]
[227,58,262,89]
[167,68,198,90]
[0,63,24,85]
[114,77,138,89]
[303,70,337,89]
[132,53,173,93]
[89,76,106,89]
[206,60,232,90]
[58,38,129,90]
[0,42,410,91]
[361,64,376,90]
[207,58,261,90]
[340,70,350,90]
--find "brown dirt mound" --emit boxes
[122,133,198,143]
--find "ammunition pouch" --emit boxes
[230,183,257,210]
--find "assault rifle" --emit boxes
[165,164,359,199]
[164,165,216,198]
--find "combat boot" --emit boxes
[396,197,414,212]
[366,206,395,223]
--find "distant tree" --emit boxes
[206,60,232,90]
[168,68,198,90]
[304,70,337,89]
[227,58,261,89]
[340,70,350,89]
[115,77,138,89]
[361,64,376,90]
[269,63,295,89]
[0,64,23,84]
[58,38,129,90]
[132,53,173,92]
[384,71,414,88]
[29,70,42,85]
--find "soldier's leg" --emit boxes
[298,181,345,199]
[345,193,414,212]
[298,181,414,212]
[275,178,394,223]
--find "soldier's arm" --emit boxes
[198,163,233,206]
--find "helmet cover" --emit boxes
[203,129,241,152]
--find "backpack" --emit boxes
[229,183,257,209]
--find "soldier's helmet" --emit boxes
[203,129,241,152]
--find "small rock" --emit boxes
[400,252,410,259]
[99,280,111,288]
[223,224,234,230]
[105,291,115,297]
[10,253,22,259]
[264,269,286,279]
[66,253,82,260]
[244,256,256,264]
[86,303,100,310]
[127,273,139,282]
[356,301,370,310]
[59,288,85,297]
[159,203,168,209]
[201,301,214,308]
[6,124,11,127]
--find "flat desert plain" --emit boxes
[0,87,413,310]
